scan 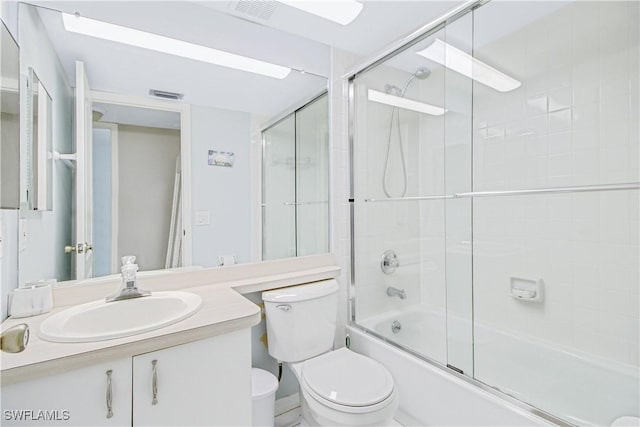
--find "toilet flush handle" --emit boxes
[276,304,292,312]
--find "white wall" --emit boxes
[0,209,19,319]
[191,105,251,267]
[16,3,73,287]
[118,124,180,271]
[0,0,18,39]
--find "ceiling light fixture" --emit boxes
[416,38,521,92]
[279,0,363,25]
[62,13,291,79]
[367,89,446,116]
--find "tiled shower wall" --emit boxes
[472,1,639,367]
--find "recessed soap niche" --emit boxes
[510,277,543,302]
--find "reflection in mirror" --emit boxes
[1,20,20,209]
[27,68,53,211]
[262,93,329,260]
[16,2,329,285]
[91,103,181,277]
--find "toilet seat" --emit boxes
[301,348,395,413]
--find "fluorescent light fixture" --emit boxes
[367,89,446,116]
[279,0,363,25]
[62,13,291,79]
[417,38,521,92]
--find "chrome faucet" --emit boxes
[386,286,406,299]
[106,256,150,303]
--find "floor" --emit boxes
[275,406,302,427]
[274,407,402,427]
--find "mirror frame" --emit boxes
[26,67,53,211]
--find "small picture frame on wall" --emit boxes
[208,150,234,167]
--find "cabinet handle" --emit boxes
[151,360,158,405]
[106,370,113,419]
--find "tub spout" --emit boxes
[386,286,406,299]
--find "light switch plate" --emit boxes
[195,211,210,226]
[19,219,28,252]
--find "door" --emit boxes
[1,358,132,426]
[132,330,252,426]
[74,60,94,279]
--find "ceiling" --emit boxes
[93,102,181,130]
[29,0,467,118]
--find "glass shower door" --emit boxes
[262,93,329,260]
[295,95,329,257]
[351,24,454,367]
[262,115,296,260]
[350,1,639,425]
[471,2,640,425]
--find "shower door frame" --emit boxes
[345,0,572,425]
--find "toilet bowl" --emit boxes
[289,348,398,426]
[262,280,399,426]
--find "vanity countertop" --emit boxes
[0,254,340,386]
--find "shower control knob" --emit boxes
[381,250,400,274]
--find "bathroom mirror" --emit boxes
[16,2,330,284]
[25,68,53,211]
[1,20,20,209]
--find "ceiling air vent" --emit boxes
[228,0,278,21]
[149,89,184,100]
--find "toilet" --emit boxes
[262,280,398,426]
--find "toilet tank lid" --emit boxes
[262,280,339,303]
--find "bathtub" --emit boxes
[354,306,639,426]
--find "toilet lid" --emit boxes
[301,348,394,407]
[611,416,640,426]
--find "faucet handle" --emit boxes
[121,256,136,266]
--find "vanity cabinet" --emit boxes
[132,329,252,426]
[1,329,252,426]
[1,357,132,426]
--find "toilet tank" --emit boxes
[262,280,339,363]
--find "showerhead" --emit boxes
[414,67,431,79]
[384,67,432,97]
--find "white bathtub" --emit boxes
[355,307,640,426]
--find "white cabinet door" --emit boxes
[1,358,132,426]
[132,329,252,426]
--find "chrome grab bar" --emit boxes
[283,201,329,206]
[362,182,640,203]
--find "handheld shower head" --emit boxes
[381,66,432,198]
[414,67,431,79]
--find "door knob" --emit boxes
[64,243,94,254]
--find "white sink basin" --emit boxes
[39,291,202,343]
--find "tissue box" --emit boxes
[8,281,54,318]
